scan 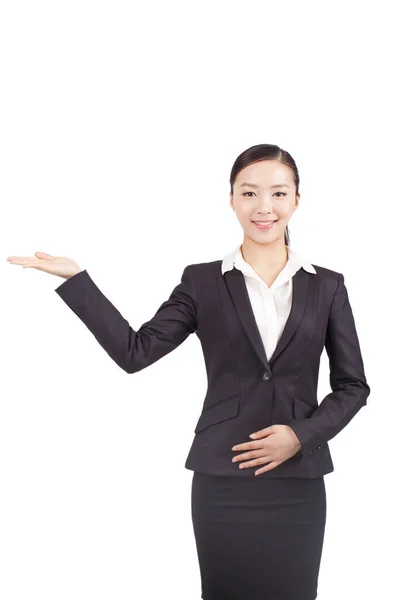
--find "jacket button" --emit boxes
[262,372,271,380]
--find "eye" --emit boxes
[242,191,287,197]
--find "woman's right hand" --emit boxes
[6,252,82,280]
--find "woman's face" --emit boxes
[230,159,299,244]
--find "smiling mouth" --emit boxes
[252,219,278,229]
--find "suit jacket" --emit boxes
[55,258,371,478]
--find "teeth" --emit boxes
[254,221,275,224]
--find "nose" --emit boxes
[256,195,274,212]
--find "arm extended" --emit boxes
[55,265,197,373]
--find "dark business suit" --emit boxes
[55,259,370,477]
[55,258,370,599]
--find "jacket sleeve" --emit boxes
[54,265,197,373]
[287,272,371,456]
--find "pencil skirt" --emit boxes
[191,472,326,600]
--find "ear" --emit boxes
[230,193,235,211]
[293,193,300,210]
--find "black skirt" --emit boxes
[191,472,326,600]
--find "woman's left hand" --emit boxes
[231,425,301,475]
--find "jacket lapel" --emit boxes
[223,266,310,369]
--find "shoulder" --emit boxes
[310,264,346,301]
[184,259,222,274]
[186,260,344,286]
[311,263,342,280]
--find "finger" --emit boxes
[236,455,273,469]
[35,252,55,259]
[232,441,264,452]
[7,256,39,263]
[8,256,52,268]
[22,262,45,270]
[232,449,265,463]
[255,461,281,475]
[249,426,275,439]
[7,253,54,264]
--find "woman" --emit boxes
[7,143,370,599]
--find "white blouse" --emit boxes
[221,245,316,361]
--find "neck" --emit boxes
[240,238,288,270]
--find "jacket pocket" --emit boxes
[292,395,316,419]
[194,394,240,433]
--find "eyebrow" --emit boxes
[239,182,291,189]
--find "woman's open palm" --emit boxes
[6,252,82,280]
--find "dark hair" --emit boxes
[229,144,300,247]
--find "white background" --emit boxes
[1,1,398,598]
